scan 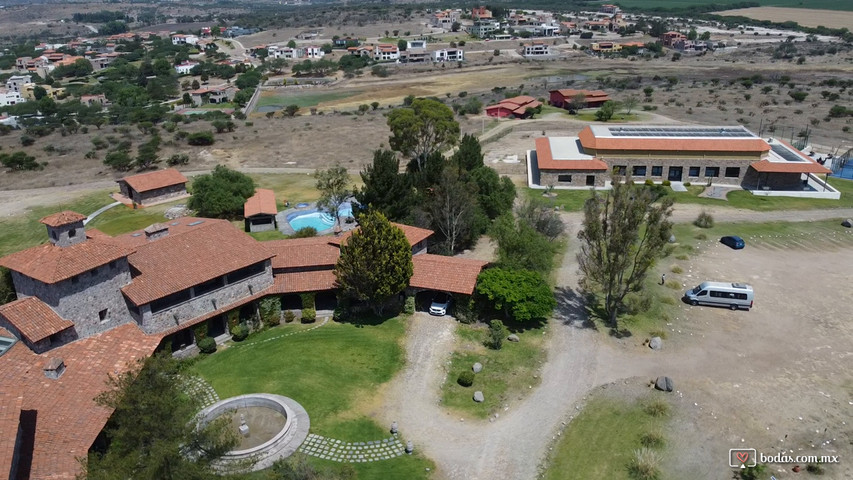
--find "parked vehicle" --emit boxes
[429,293,451,316]
[684,282,753,310]
[720,235,745,249]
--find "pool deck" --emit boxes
[276,202,358,236]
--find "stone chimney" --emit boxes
[144,223,169,241]
[43,357,65,379]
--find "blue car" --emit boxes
[720,235,745,249]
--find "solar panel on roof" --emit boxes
[770,144,806,162]
[188,220,205,226]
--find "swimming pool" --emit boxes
[287,203,353,232]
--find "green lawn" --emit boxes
[191,317,433,478]
[526,177,853,212]
[256,91,361,110]
[441,321,546,419]
[87,199,189,236]
[248,172,362,205]
[0,190,114,257]
[544,393,670,480]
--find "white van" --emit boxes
[684,282,753,310]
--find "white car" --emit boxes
[429,293,451,316]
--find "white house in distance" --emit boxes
[268,46,304,59]
[175,61,199,75]
[432,48,464,62]
[304,46,325,59]
[523,41,552,57]
[171,34,200,46]
[374,44,400,61]
[0,88,24,107]
[5,74,31,93]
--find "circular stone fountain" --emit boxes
[198,394,310,472]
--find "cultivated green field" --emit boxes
[613,0,852,11]
[256,90,361,111]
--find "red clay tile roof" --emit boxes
[0,392,22,479]
[0,297,74,343]
[329,223,433,248]
[121,219,274,305]
[0,323,161,480]
[534,137,609,171]
[118,168,188,193]
[486,96,543,115]
[271,270,337,294]
[550,89,611,101]
[410,254,488,295]
[0,237,133,285]
[244,188,278,218]
[749,159,830,174]
[39,211,86,227]
[578,126,771,153]
[264,236,341,270]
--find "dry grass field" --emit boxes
[716,7,853,29]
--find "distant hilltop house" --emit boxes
[4,74,30,93]
[522,41,552,57]
[225,26,260,37]
[470,20,501,38]
[171,33,200,46]
[374,44,400,61]
[471,6,492,20]
[116,168,190,207]
[431,9,459,28]
[175,61,199,75]
[432,48,464,62]
[527,125,837,199]
[548,89,612,110]
[80,94,109,107]
[661,31,688,48]
[486,95,542,119]
[189,85,236,106]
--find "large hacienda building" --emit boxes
[528,125,836,198]
[0,211,486,479]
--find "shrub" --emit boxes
[457,370,474,387]
[740,464,767,480]
[644,179,654,186]
[682,181,691,187]
[644,399,670,417]
[670,265,683,274]
[640,430,665,448]
[260,296,281,327]
[230,324,249,341]
[661,180,671,187]
[283,310,296,323]
[628,448,661,480]
[167,153,190,166]
[300,292,316,310]
[664,280,680,290]
[290,227,318,238]
[1,151,43,171]
[675,254,689,261]
[694,210,714,228]
[805,463,825,474]
[187,131,215,146]
[487,319,507,350]
[404,295,415,314]
[197,337,217,354]
[301,307,316,323]
[20,135,35,146]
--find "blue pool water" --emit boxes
[287,203,353,231]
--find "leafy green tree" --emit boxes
[594,100,617,121]
[32,85,48,100]
[315,165,352,227]
[334,211,413,314]
[491,213,557,275]
[1,151,43,171]
[622,94,639,115]
[103,150,133,171]
[387,98,460,171]
[83,354,238,480]
[355,149,414,221]
[488,320,507,350]
[450,133,484,174]
[188,165,255,218]
[476,268,556,322]
[187,131,215,146]
[469,167,515,220]
[284,104,300,117]
[577,178,674,329]
[515,196,565,240]
[134,135,161,170]
[687,28,698,40]
[397,39,408,52]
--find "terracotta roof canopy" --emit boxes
[40,211,86,227]
[119,168,188,193]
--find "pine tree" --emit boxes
[355,149,414,221]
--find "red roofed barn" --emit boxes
[485,95,542,119]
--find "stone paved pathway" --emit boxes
[298,433,406,463]
[229,317,329,349]
[181,375,220,409]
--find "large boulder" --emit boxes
[654,376,674,392]
[507,334,520,342]
[472,362,483,373]
[473,391,485,403]
[842,219,853,228]
[649,337,663,350]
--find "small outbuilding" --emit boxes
[244,188,278,232]
[117,168,189,206]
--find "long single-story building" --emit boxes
[244,188,278,232]
[116,168,189,206]
[548,89,611,109]
[528,125,836,198]
[485,95,542,119]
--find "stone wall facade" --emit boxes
[134,261,274,334]
[129,184,188,206]
[540,169,607,187]
[11,258,134,339]
[247,215,276,233]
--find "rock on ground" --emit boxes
[473,362,483,373]
[842,218,853,228]
[655,376,674,392]
[507,334,520,342]
[473,391,485,403]
[649,337,663,350]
